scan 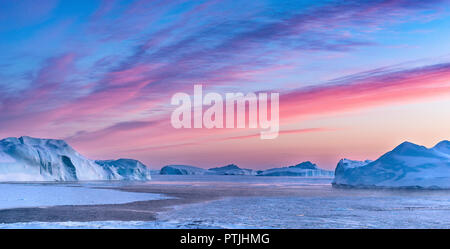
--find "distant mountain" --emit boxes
[0,136,151,181]
[209,164,257,175]
[333,140,450,189]
[258,161,334,176]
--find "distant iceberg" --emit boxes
[333,140,450,189]
[160,165,214,175]
[258,161,334,176]
[95,159,151,180]
[209,164,257,175]
[159,164,257,175]
[0,136,151,181]
[159,162,333,177]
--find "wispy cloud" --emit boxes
[0,0,449,167]
[280,62,450,121]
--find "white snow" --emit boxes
[0,183,167,210]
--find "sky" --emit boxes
[1,0,450,170]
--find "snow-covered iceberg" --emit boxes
[160,165,214,175]
[209,164,257,175]
[0,136,151,181]
[159,162,333,176]
[258,161,334,176]
[333,141,450,189]
[159,164,256,175]
[95,159,151,180]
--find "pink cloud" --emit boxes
[280,63,450,122]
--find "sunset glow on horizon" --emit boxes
[1,0,450,170]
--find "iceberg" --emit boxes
[208,164,257,175]
[149,169,162,175]
[333,140,450,189]
[159,164,256,175]
[158,162,333,176]
[0,136,151,181]
[95,159,151,180]
[258,161,334,176]
[160,165,214,175]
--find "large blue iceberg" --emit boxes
[333,141,450,189]
[0,136,151,181]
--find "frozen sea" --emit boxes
[0,182,168,210]
[1,175,450,228]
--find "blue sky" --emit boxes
[1,0,450,169]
